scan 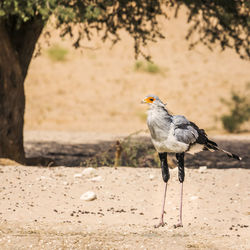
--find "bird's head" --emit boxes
[142,94,166,108]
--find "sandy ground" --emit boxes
[1,132,250,249]
[2,9,250,250]
[0,164,249,249]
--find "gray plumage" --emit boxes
[172,115,198,145]
[143,94,241,228]
[144,94,241,159]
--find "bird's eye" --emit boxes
[149,98,154,102]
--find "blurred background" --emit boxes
[24,11,250,138]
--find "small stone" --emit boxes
[74,173,82,178]
[190,196,199,201]
[90,176,102,182]
[149,174,155,180]
[80,191,97,201]
[198,166,207,173]
[81,167,97,177]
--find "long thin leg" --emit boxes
[155,152,170,228]
[175,153,185,228]
[154,183,167,228]
[174,182,184,228]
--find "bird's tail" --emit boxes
[205,139,242,161]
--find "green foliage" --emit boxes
[84,5,101,20]
[0,0,249,59]
[47,45,68,62]
[134,61,144,71]
[181,0,250,59]
[220,85,250,133]
[0,0,57,26]
[134,61,161,74]
[55,5,76,24]
[146,62,161,74]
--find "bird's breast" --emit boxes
[148,122,189,153]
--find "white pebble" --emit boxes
[81,167,97,177]
[149,174,155,180]
[198,166,207,173]
[90,176,102,182]
[190,196,199,201]
[36,175,53,181]
[80,191,97,201]
[74,173,83,178]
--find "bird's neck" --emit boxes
[147,105,172,121]
[149,105,171,115]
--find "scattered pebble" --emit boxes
[36,176,52,181]
[149,174,155,180]
[198,166,207,173]
[74,168,97,178]
[74,173,82,178]
[90,176,102,182]
[80,191,97,201]
[190,196,199,201]
[81,167,97,177]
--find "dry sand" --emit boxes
[0,164,249,249]
[1,131,249,249]
[1,9,250,250]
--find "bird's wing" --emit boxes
[172,115,199,145]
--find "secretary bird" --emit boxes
[142,94,241,228]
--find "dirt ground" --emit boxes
[0,132,250,250]
[1,8,250,250]
[0,163,249,249]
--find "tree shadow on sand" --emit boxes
[24,138,250,169]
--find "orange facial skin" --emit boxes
[144,96,155,103]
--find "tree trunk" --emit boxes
[0,19,44,163]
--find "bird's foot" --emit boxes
[173,222,183,228]
[154,221,167,228]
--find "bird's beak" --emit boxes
[141,98,147,104]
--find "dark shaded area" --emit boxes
[185,140,249,169]
[25,141,115,167]
[24,138,250,169]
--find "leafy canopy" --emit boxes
[0,0,249,59]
